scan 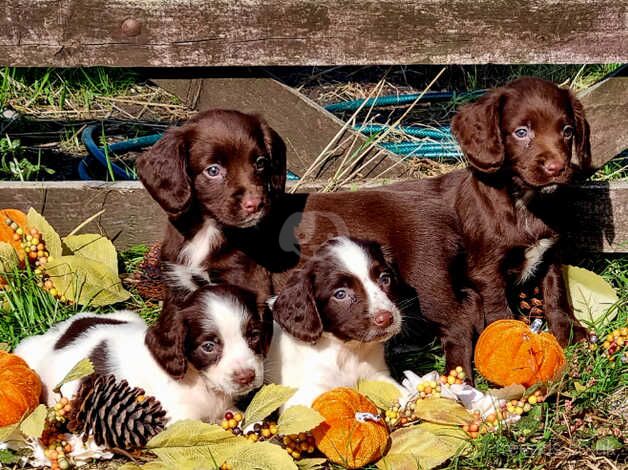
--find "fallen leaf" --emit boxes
[412,398,474,425]
[277,405,325,436]
[45,255,130,306]
[0,242,19,273]
[26,208,62,258]
[225,441,297,469]
[296,457,327,470]
[487,384,526,401]
[0,423,19,443]
[54,358,94,394]
[63,234,118,273]
[594,436,622,451]
[147,420,250,467]
[243,384,296,428]
[563,265,619,326]
[356,379,402,410]
[377,422,468,470]
[19,404,47,438]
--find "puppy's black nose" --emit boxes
[233,368,256,386]
[241,197,263,215]
[373,310,393,327]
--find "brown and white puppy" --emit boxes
[389,77,590,344]
[136,109,286,304]
[16,285,272,424]
[266,237,404,407]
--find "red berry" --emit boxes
[224,411,234,420]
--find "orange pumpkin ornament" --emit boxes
[0,350,42,426]
[311,387,389,469]
[474,319,566,387]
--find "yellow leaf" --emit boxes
[45,255,130,306]
[563,265,619,326]
[0,242,19,273]
[19,404,47,438]
[53,358,94,394]
[413,398,474,426]
[226,441,297,470]
[278,405,325,436]
[356,379,402,410]
[26,208,62,258]
[63,234,118,273]
[377,423,469,470]
[574,381,587,392]
[242,384,296,428]
[147,420,251,467]
[0,423,19,443]
[296,458,327,470]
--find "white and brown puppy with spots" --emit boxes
[266,236,405,408]
[15,285,272,424]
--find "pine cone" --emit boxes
[68,374,167,449]
[134,242,166,301]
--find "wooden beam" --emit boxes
[0,181,625,253]
[152,75,408,179]
[578,73,628,169]
[1,0,625,67]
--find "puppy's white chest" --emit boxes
[178,220,222,268]
[519,237,555,283]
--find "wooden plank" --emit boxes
[152,75,409,179]
[0,181,625,253]
[0,0,625,67]
[578,73,628,169]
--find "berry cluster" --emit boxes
[463,411,497,439]
[518,287,544,323]
[602,327,627,362]
[505,390,544,416]
[41,397,75,470]
[281,432,316,460]
[220,410,244,435]
[440,366,466,386]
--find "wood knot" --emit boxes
[121,18,142,37]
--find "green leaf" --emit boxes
[412,398,474,426]
[356,379,402,410]
[563,265,619,326]
[594,436,623,451]
[63,234,118,273]
[0,242,19,273]
[377,423,469,470]
[296,458,327,470]
[26,208,62,258]
[277,406,325,436]
[147,420,251,467]
[0,449,19,465]
[242,384,296,428]
[226,441,297,470]
[45,255,130,306]
[19,404,47,438]
[53,358,94,394]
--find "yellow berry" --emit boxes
[417,383,425,392]
[528,395,537,405]
[262,428,271,438]
[221,420,229,430]
[49,288,58,297]
[447,376,456,385]
[515,407,524,415]
[233,412,242,422]
[228,419,237,428]
[291,451,301,459]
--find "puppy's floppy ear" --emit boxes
[452,91,505,173]
[258,118,287,196]
[271,268,323,343]
[137,126,193,217]
[145,300,188,379]
[567,90,592,176]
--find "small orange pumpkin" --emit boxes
[0,350,42,426]
[311,387,389,469]
[474,319,566,387]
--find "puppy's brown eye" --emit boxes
[379,272,392,287]
[255,156,267,171]
[563,125,574,139]
[333,289,347,300]
[513,127,529,139]
[206,165,222,178]
[201,340,216,353]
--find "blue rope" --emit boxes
[357,124,452,140]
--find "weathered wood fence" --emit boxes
[0,1,626,252]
